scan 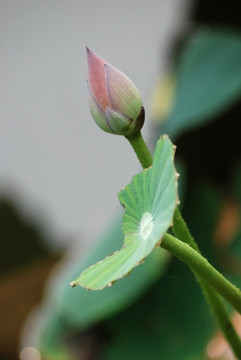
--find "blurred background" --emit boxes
[1,0,241,359]
[0,0,189,247]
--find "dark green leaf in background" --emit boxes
[163,28,241,138]
[101,257,215,360]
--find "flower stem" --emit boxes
[125,131,153,169]
[125,131,241,357]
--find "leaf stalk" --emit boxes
[125,131,241,358]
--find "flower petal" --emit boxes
[105,64,143,120]
[86,47,111,111]
[88,84,112,133]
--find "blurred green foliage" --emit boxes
[36,4,241,359]
[163,28,241,139]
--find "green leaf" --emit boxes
[163,28,241,138]
[71,136,178,290]
[62,241,169,328]
[101,184,223,360]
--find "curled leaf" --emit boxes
[71,136,178,290]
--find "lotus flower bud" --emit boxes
[87,47,145,136]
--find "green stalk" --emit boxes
[162,233,241,315]
[201,285,241,359]
[172,207,241,357]
[125,131,153,169]
[173,207,200,251]
[126,131,241,358]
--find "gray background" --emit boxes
[0,0,191,249]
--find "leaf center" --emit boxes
[140,212,153,240]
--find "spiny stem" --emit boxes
[172,207,241,358]
[201,285,241,359]
[161,233,241,315]
[125,131,241,358]
[173,207,200,251]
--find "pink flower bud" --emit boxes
[87,47,145,136]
